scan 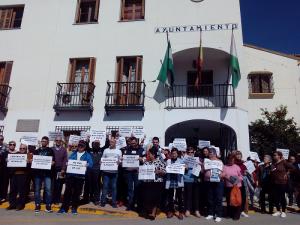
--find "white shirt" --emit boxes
[102,148,122,160]
[77,151,85,160]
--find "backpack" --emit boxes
[230,185,242,207]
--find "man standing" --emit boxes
[32,136,55,213]
[0,135,8,203]
[52,136,68,204]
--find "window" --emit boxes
[55,126,90,146]
[0,5,24,29]
[187,71,213,97]
[0,61,13,84]
[120,0,145,21]
[248,72,274,96]
[75,0,100,23]
[68,58,96,83]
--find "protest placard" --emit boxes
[122,155,140,168]
[48,131,63,141]
[277,148,290,160]
[192,164,202,177]
[249,151,261,162]
[210,145,220,157]
[173,138,187,151]
[68,135,81,145]
[138,165,155,180]
[31,155,52,170]
[166,163,185,175]
[119,127,132,137]
[198,140,211,149]
[244,160,256,174]
[80,131,90,141]
[204,158,223,171]
[66,160,87,175]
[132,128,144,139]
[117,136,127,149]
[183,156,198,168]
[20,135,38,146]
[7,154,27,168]
[100,157,118,171]
[90,130,106,146]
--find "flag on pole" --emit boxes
[195,31,203,87]
[230,31,241,89]
[157,40,175,88]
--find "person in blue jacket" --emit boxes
[57,140,93,215]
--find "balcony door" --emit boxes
[115,56,142,105]
[187,70,213,97]
[0,62,12,108]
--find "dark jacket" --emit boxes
[257,163,272,188]
[32,147,55,177]
[67,150,93,179]
[270,160,295,185]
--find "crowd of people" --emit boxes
[0,133,299,222]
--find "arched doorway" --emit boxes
[165,120,237,159]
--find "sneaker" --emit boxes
[185,210,190,217]
[112,204,117,208]
[100,203,105,207]
[16,205,25,211]
[280,212,287,218]
[178,213,184,220]
[206,215,214,220]
[45,205,53,213]
[34,205,41,213]
[57,209,66,214]
[272,212,281,217]
[6,205,16,210]
[71,208,78,215]
[241,211,249,217]
[215,217,222,222]
[195,211,201,218]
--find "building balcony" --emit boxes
[165,84,235,109]
[0,84,12,114]
[53,82,95,114]
[105,81,146,114]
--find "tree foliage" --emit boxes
[249,105,300,156]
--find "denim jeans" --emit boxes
[34,175,52,205]
[123,170,139,206]
[207,181,224,217]
[101,172,118,206]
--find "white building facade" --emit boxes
[0,0,299,158]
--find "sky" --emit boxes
[240,0,300,55]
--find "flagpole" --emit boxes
[166,31,176,107]
[225,28,234,108]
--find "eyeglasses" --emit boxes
[55,140,62,142]
[19,148,26,150]
[187,151,194,154]
[9,143,16,146]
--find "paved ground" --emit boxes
[0,208,299,225]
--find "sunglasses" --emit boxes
[9,143,16,146]
[78,145,85,148]
[55,140,62,141]
[19,148,26,150]
[187,151,194,154]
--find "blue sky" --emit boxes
[240,0,300,54]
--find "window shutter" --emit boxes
[116,57,124,82]
[0,9,4,28]
[88,57,96,82]
[136,56,143,81]
[94,0,100,21]
[68,59,76,83]
[3,61,13,84]
[4,9,13,28]
[75,0,82,23]
[141,0,145,18]
[121,0,125,20]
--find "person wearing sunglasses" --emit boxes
[7,144,29,211]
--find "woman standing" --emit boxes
[270,151,294,218]
[139,147,166,220]
[223,155,243,220]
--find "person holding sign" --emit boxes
[100,138,122,208]
[122,137,144,211]
[57,140,93,215]
[6,144,29,211]
[0,135,8,203]
[183,147,201,218]
[32,136,55,213]
[139,147,166,220]
[165,148,185,220]
[203,148,224,222]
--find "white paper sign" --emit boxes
[119,127,133,137]
[80,131,90,141]
[192,164,202,177]
[132,128,144,139]
[210,146,220,157]
[67,160,87,175]
[138,165,155,180]
[277,148,290,160]
[21,136,38,146]
[244,160,256,174]
[31,155,52,170]
[168,143,174,150]
[204,158,223,171]
[166,163,185,174]
[198,140,211,149]
[68,135,81,145]
[7,154,27,168]
[117,137,127,149]
[48,132,63,141]
[90,130,106,147]
[122,155,140,168]
[249,151,261,162]
[183,156,198,168]
[100,157,118,171]
[173,138,187,151]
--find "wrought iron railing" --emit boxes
[53,82,95,112]
[0,84,12,113]
[105,81,146,112]
[165,84,235,109]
